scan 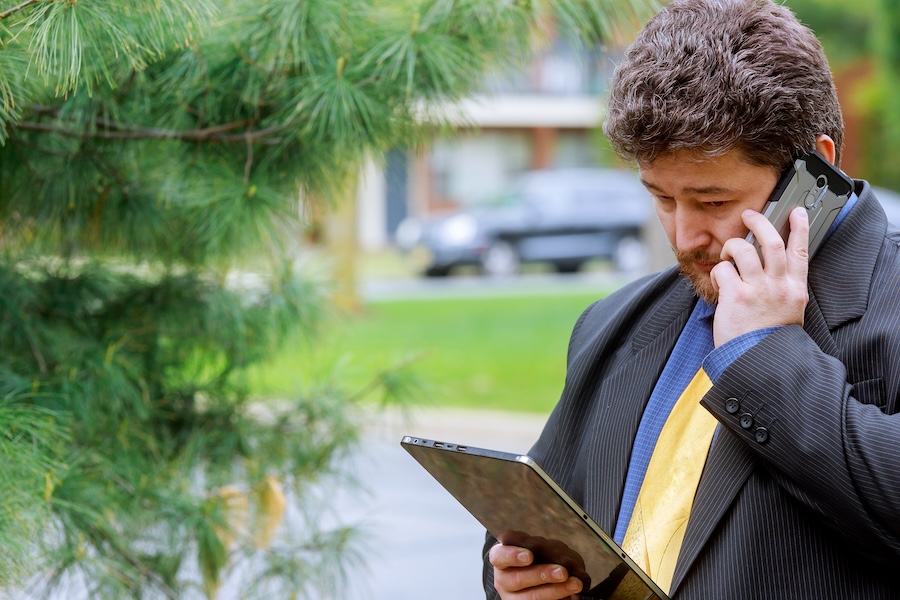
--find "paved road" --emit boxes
[338,407,548,600]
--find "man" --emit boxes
[483,1,900,598]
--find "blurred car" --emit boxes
[395,168,653,277]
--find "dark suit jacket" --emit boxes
[483,181,900,599]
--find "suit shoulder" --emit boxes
[569,267,688,351]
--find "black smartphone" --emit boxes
[746,150,854,259]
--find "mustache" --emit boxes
[673,248,721,265]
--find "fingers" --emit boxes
[785,206,810,276]
[490,544,534,570]
[489,544,584,600]
[721,208,809,278]
[734,210,786,275]
[709,259,736,296]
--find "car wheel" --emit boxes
[424,265,452,277]
[481,240,520,277]
[553,260,583,274]
[613,235,648,273]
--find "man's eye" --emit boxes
[706,201,727,208]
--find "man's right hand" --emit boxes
[489,544,584,599]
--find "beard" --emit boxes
[674,248,720,305]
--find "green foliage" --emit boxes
[785,0,874,68]
[0,1,217,141]
[783,0,900,190]
[864,0,900,190]
[0,0,657,597]
[0,395,66,589]
[0,259,366,598]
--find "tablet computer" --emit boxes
[401,435,669,600]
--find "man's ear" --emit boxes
[815,134,836,165]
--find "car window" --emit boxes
[524,191,570,218]
[568,189,608,216]
[572,187,624,203]
[496,170,651,222]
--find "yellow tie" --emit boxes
[621,368,717,594]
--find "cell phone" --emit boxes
[746,150,854,259]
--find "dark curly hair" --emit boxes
[603,0,844,171]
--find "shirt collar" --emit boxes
[824,191,858,240]
[692,297,716,321]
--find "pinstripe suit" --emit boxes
[483,181,900,598]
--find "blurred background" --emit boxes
[299,0,900,418]
[335,0,900,292]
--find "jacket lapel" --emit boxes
[588,285,698,530]
[541,271,697,531]
[669,426,755,591]
[806,181,882,330]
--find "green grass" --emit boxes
[247,290,613,413]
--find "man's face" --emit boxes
[639,148,780,303]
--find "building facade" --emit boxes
[358,37,620,251]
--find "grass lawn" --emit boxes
[246,288,614,414]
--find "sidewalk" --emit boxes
[339,406,549,600]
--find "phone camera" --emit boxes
[815,175,828,189]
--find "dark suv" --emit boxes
[395,168,652,277]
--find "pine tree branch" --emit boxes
[95,534,181,600]
[95,116,253,137]
[243,127,255,182]
[0,0,42,20]
[21,106,284,143]
[15,119,289,144]
[28,106,265,140]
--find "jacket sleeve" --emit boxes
[701,323,900,563]
[482,530,501,600]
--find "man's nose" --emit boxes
[674,208,712,254]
